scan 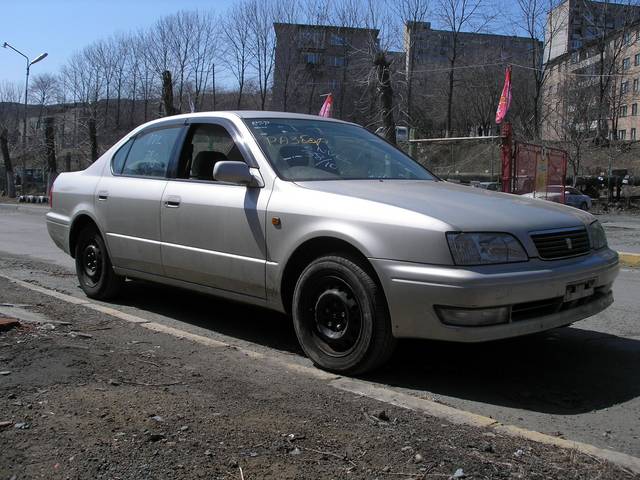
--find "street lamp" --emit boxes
[2,42,48,177]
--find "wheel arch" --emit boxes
[69,213,103,259]
[279,236,384,315]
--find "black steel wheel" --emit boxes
[75,225,123,300]
[292,255,395,374]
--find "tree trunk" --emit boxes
[88,116,99,163]
[0,128,16,198]
[236,79,244,110]
[44,117,57,195]
[374,53,397,145]
[446,56,456,137]
[162,70,178,116]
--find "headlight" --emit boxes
[588,220,608,250]
[446,232,528,265]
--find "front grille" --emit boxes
[531,228,590,260]
[510,290,606,322]
[511,297,563,322]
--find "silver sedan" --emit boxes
[46,112,619,374]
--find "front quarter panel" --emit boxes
[266,179,455,308]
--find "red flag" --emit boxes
[495,66,512,124]
[319,93,333,118]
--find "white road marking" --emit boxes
[2,271,639,475]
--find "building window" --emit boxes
[330,33,346,46]
[621,105,628,117]
[623,57,631,70]
[622,81,629,94]
[632,128,637,140]
[619,129,626,140]
[302,52,321,65]
[634,79,639,92]
[624,31,632,45]
[327,55,346,67]
[633,103,638,115]
[300,29,323,47]
[635,54,640,66]
[327,79,339,90]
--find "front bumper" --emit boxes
[371,248,619,342]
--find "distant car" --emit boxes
[46,111,618,374]
[523,185,592,210]
[474,181,500,191]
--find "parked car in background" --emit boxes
[474,181,501,191]
[46,112,618,374]
[522,185,592,210]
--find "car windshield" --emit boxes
[245,118,436,181]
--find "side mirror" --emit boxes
[213,161,258,186]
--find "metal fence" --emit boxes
[512,142,567,203]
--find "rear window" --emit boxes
[111,139,133,175]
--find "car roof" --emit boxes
[137,110,356,130]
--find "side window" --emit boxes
[111,139,133,175]
[122,127,181,178]
[177,123,246,181]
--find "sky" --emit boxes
[1,0,235,86]
[1,0,520,88]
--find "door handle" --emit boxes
[164,196,181,208]
[97,190,108,201]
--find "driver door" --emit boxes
[160,121,269,299]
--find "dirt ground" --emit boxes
[0,277,637,480]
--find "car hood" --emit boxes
[294,180,594,232]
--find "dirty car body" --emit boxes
[46,111,619,374]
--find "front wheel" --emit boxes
[292,255,396,375]
[75,226,123,300]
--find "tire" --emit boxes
[74,225,123,300]
[292,255,396,375]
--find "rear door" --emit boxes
[160,120,268,298]
[95,124,185,275]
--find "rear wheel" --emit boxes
[292,255,395,375]
[580,202,589,211]
[75,226,123,300]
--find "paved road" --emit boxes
[596,213,640,254]
[0,209,639,457]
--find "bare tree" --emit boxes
[222,2,253,109]
[437,0,493,137]
[29,73,58,129]
[513,0,561,139]
[247,0,277,110]
[0,81,23,197]
[374,52,397,143]
[394,0,430,130]
[581,0,640,142]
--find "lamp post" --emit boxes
[2,42,48,177]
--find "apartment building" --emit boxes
[403,21,539,135]
[542,19,640,142]
[404,21,536,70]
[271,23,380,121]
[544,0,640,63]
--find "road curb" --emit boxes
[333,378,640,475]
[619,252,640,267]
[0,203,49,216]
[2,272,640,475]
